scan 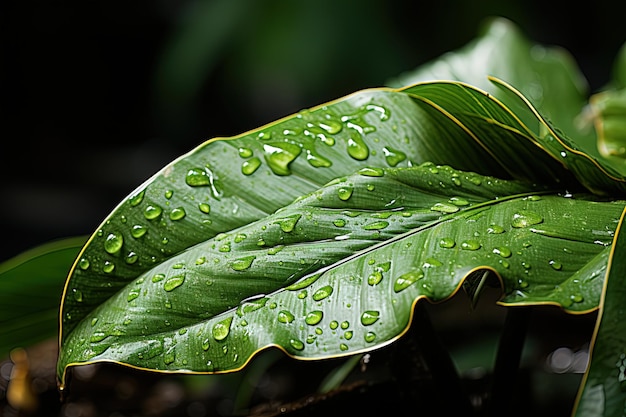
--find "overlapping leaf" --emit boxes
[57,163,624,382]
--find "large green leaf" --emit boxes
[0,237,85,359]
[573,208,626,416]
[57,162,625,385]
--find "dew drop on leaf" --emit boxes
[358,167,384,177]
[511,211,543,228]
[461,240,481,251]
[360,311,380,326]
[289,339,305,351]
[337,186,353,201]
[104,232,124,254]
[144,205,163,220]
[487,224,505,234]
[78,258,90,270]
[152,273,165,283]
[72,289,83,302]
[185,167,211,187]
[347,132,369,160]
[312,285,334,301]
[127,289,140,302]
[230,256,256,271]
[103,261,115,274]
[128,190,145,207]
[169,207,186,221]
[242,157,262,175]
[364,332,376,343]
[164,274,185,292]
[364,221,389,230]
[275,214,301,233]
[382,146,406,167]
[431,202,459,213]
[305,310,324,325]
[492,246,512,258]
[263,143,302,176]
[212,317,233,341]
[549,260,563,270]
[394,269,424,293]
[278,310,295,324]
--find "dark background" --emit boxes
[2,0,625,262]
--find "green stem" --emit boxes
[486,306,531,415]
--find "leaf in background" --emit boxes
[57,162,625,385]
[572,207,626,417]
[0,237,85,359]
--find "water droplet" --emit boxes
[382,146,406,166]
[461,240,481,251]
[394,269,424,292]
[212,317,233,341]
[439,237,456,248]
[286,273,321,290]
[340,343,349,351]
[305,310,324,325]
[196,256,206,265]
[90,331,108,343]
[511,211,543,228]
[219,243,231,252]
[333,218,346,227]
[312,285,333,301]
[431,202,460,213]
[364,331,376,343]
[230,256,256,271]
[103,261,115,274]
[242,157,262,175]
[330,320,339,330]
[275,214,301,232]
[344,331,353,340]
[185,167,210,186]
[127,289,140,302]
[198,203,211,214]
[364,221,389,231]
[570,293,584,303]
[263,143,302,176]
[234,233,247,243]
[267,245,284,255]
[78,258,90,270]
[238,147,253,158]
[487,224,505,234]
[317,118,342,134]
[361,310,380,326]
[125,251,138,264]
[358,167,384,177]
[144,204,163,220]
[201,339,210,351]
[164,274,185,291]
[337,186,353,201]
[169,207,186,221]
[492,246,512,258]
[368,270,383,286]
[423,258,442,268]
[278,310,295,324]
[104,232,124,254]
[549,260,563,270]
[289,339,305,351]
[131,224,147,238]
[347,132,369,160]
[128,190,145,206]
[72,288,83,302]
[305,150,332,168]
[152,273,165,283]
[164,190,173,199]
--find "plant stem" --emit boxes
[486,306,531,416]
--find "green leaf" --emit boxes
[57,163,624,384]
[573,207,626,416]
[0,237,85,359]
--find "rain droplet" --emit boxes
[238,147,253,158]
[212,317,233,341]
[364,331,376,343]
[230,256,256,271]
[90,332,108,343]
[439,237,456,249]
[263,143,302,176]
[487,224,505,234]
[125,251,138,264]
[347,132,369,160]
[131,224,147,238]
[461,240,481,251]
[358,167,384,177]
[340,343,349,351]
[185,167,211,186]
[242,157,262,175]
[128,190,145,207]
[103,261,115,274]
[361,311,380,326]
[78,258,90,270]
[382,146,406,167]
[333,219,346,227]
[394,269,424,292]
[234,233,247,243]
[364,221,389,230]
[492,246,512,258]
[275,214,301,232]
[104,232,124,254]
[278,310,295,324]
[511,211,543,228]
[127,289,140,302]
[431,202,459,213]
[570,293,584,303]
[169,207,186,221]
[164,274,185,291]
[305,310,324,325]
[449,197,470,206]
[337,186,353,201]
[201,339,210,351]
[199,203,211,214]
[549,260,563,270]
[305,150,332,168]
[368,270,383,286]
[152,273,165,283]
[312,285,334,301]
[290,339,305,351]
[164,190,173,199]
[72,289,83,302]
[423,258,442,268]
[144,205,163,220]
